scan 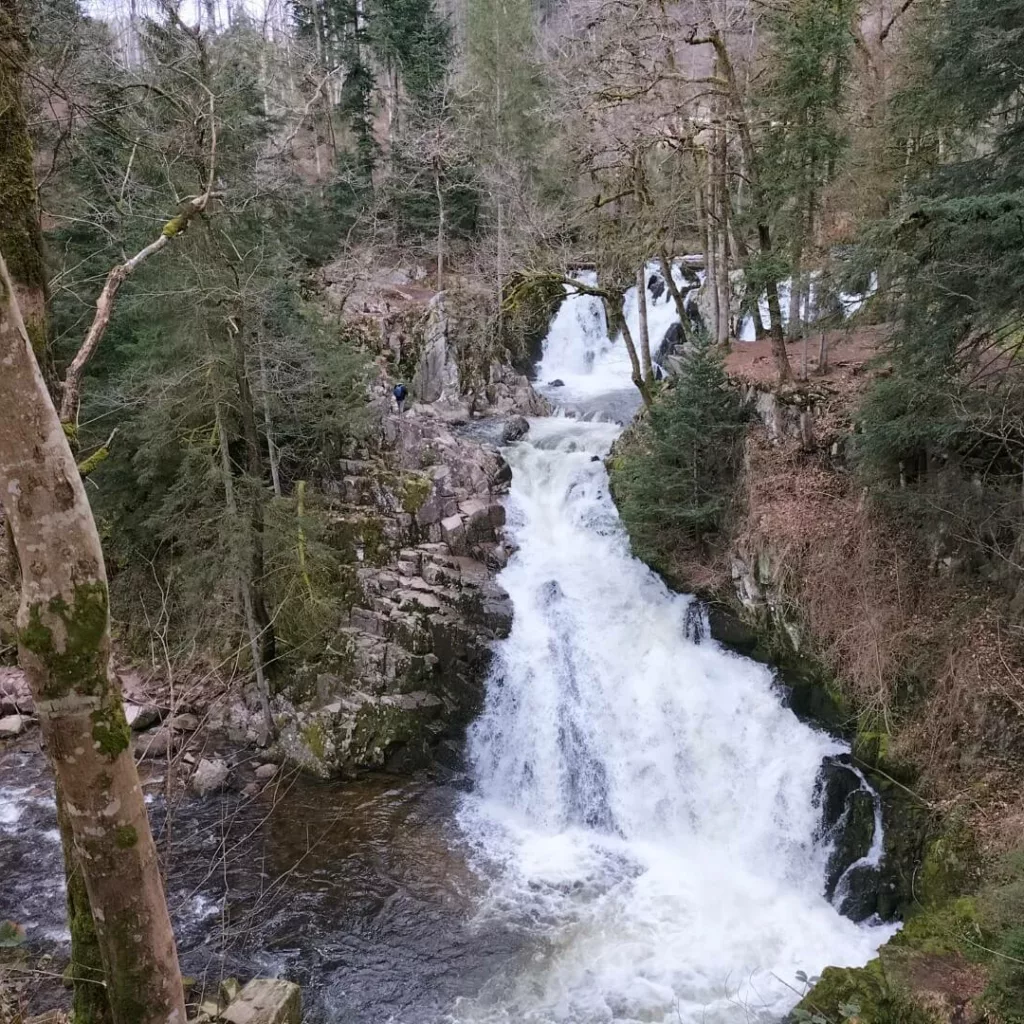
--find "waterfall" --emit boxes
[453,283,895,1024]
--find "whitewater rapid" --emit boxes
[453,276,894,1024]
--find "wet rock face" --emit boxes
[814,754,886,922]
[268,406,515,779]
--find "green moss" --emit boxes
[303,720,327,762]
[90,701,131,758]
[895,896,979,955]
[113,825,138,849]
[401,473,433,515]
[161,214,185,237]
[916,819,979,907]
[0,59,47,298]
[19,582,110,700]
[358,516,393,567]
[799,959,890,1022]
[23,313,46,360]
[78,445,111,478]
[799,959,942,1024]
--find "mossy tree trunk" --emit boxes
[0,21,114,1019]
[0,2,48,370]
[57,779,114,1024]
[0,250,186,1024]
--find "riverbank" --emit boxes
[609,325,1024,1024]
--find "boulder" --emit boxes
[136,726,180,759]
[502,416,530,443]
[547,379,565,387]
[254,763,278,781]
[191,758,229,796]
[125,702,161,732]
[441,514,467,556]
[0,714,27,739]
[411,296,460,405]
[221,979,301,1024]
[168,712,200,733]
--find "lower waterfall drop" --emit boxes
[453,283,895,1024]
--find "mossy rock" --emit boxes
[853,730,917,788]
[400,473,433,515]
[895,897,980,956]
[798,958,943,1024]
[798,959,890,1022]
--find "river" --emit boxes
[0,268,893,1023]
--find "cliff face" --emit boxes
[214,280,548,778]
[611,332,1024,1024]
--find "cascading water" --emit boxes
[453,279,895,1024]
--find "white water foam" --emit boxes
[537,263,698,407]
[454,291,895,1024]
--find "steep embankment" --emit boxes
[612,327,1024,1024]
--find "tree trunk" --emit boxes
[699,175,718,342]
[229,323,277,686]
[256,335,282,498]
[714,124,730,347]
[687,25,792,379]
[604,293,652,409]
[58,781,114,1024]
[0,37,114,1017]
[636,265,653,382]
[759,225,794,381]
[216,407,274,743]
[658,250,688,333]
[435,169,445,289]
[0,17,49,369]
[0,251,185,1024]
[788,249,803,342]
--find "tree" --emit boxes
[0,249,186,1024]
[611,333,748,569]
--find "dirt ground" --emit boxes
[725,324,888,387]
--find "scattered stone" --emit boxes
[254,763,278,780]
[198,998,222,1020]
[242,782,260,799]
[125,702,161,732]
[0,668,33,715]
[137,725,179,759]
[220,977,242,1005]
[221,978,301,1024]
[547,378,565,387]
[191,758,229,796]
[168,713,200,733]
[0,714,27,739]
[502,415,530,443]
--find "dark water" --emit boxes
[0,739,524,1022]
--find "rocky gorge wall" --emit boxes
[208,284,549,778]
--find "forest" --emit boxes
[3,0,1024,1022]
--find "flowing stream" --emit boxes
[0,271,893,1023]
[448,279,894,1023]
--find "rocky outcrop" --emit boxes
[259,406,515,778]
[411,294,462,407]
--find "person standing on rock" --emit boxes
[393,382,408,415]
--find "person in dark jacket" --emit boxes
[393,382,408,415]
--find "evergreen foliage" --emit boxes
[852,0,1024,577]
[611,337,749,569]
